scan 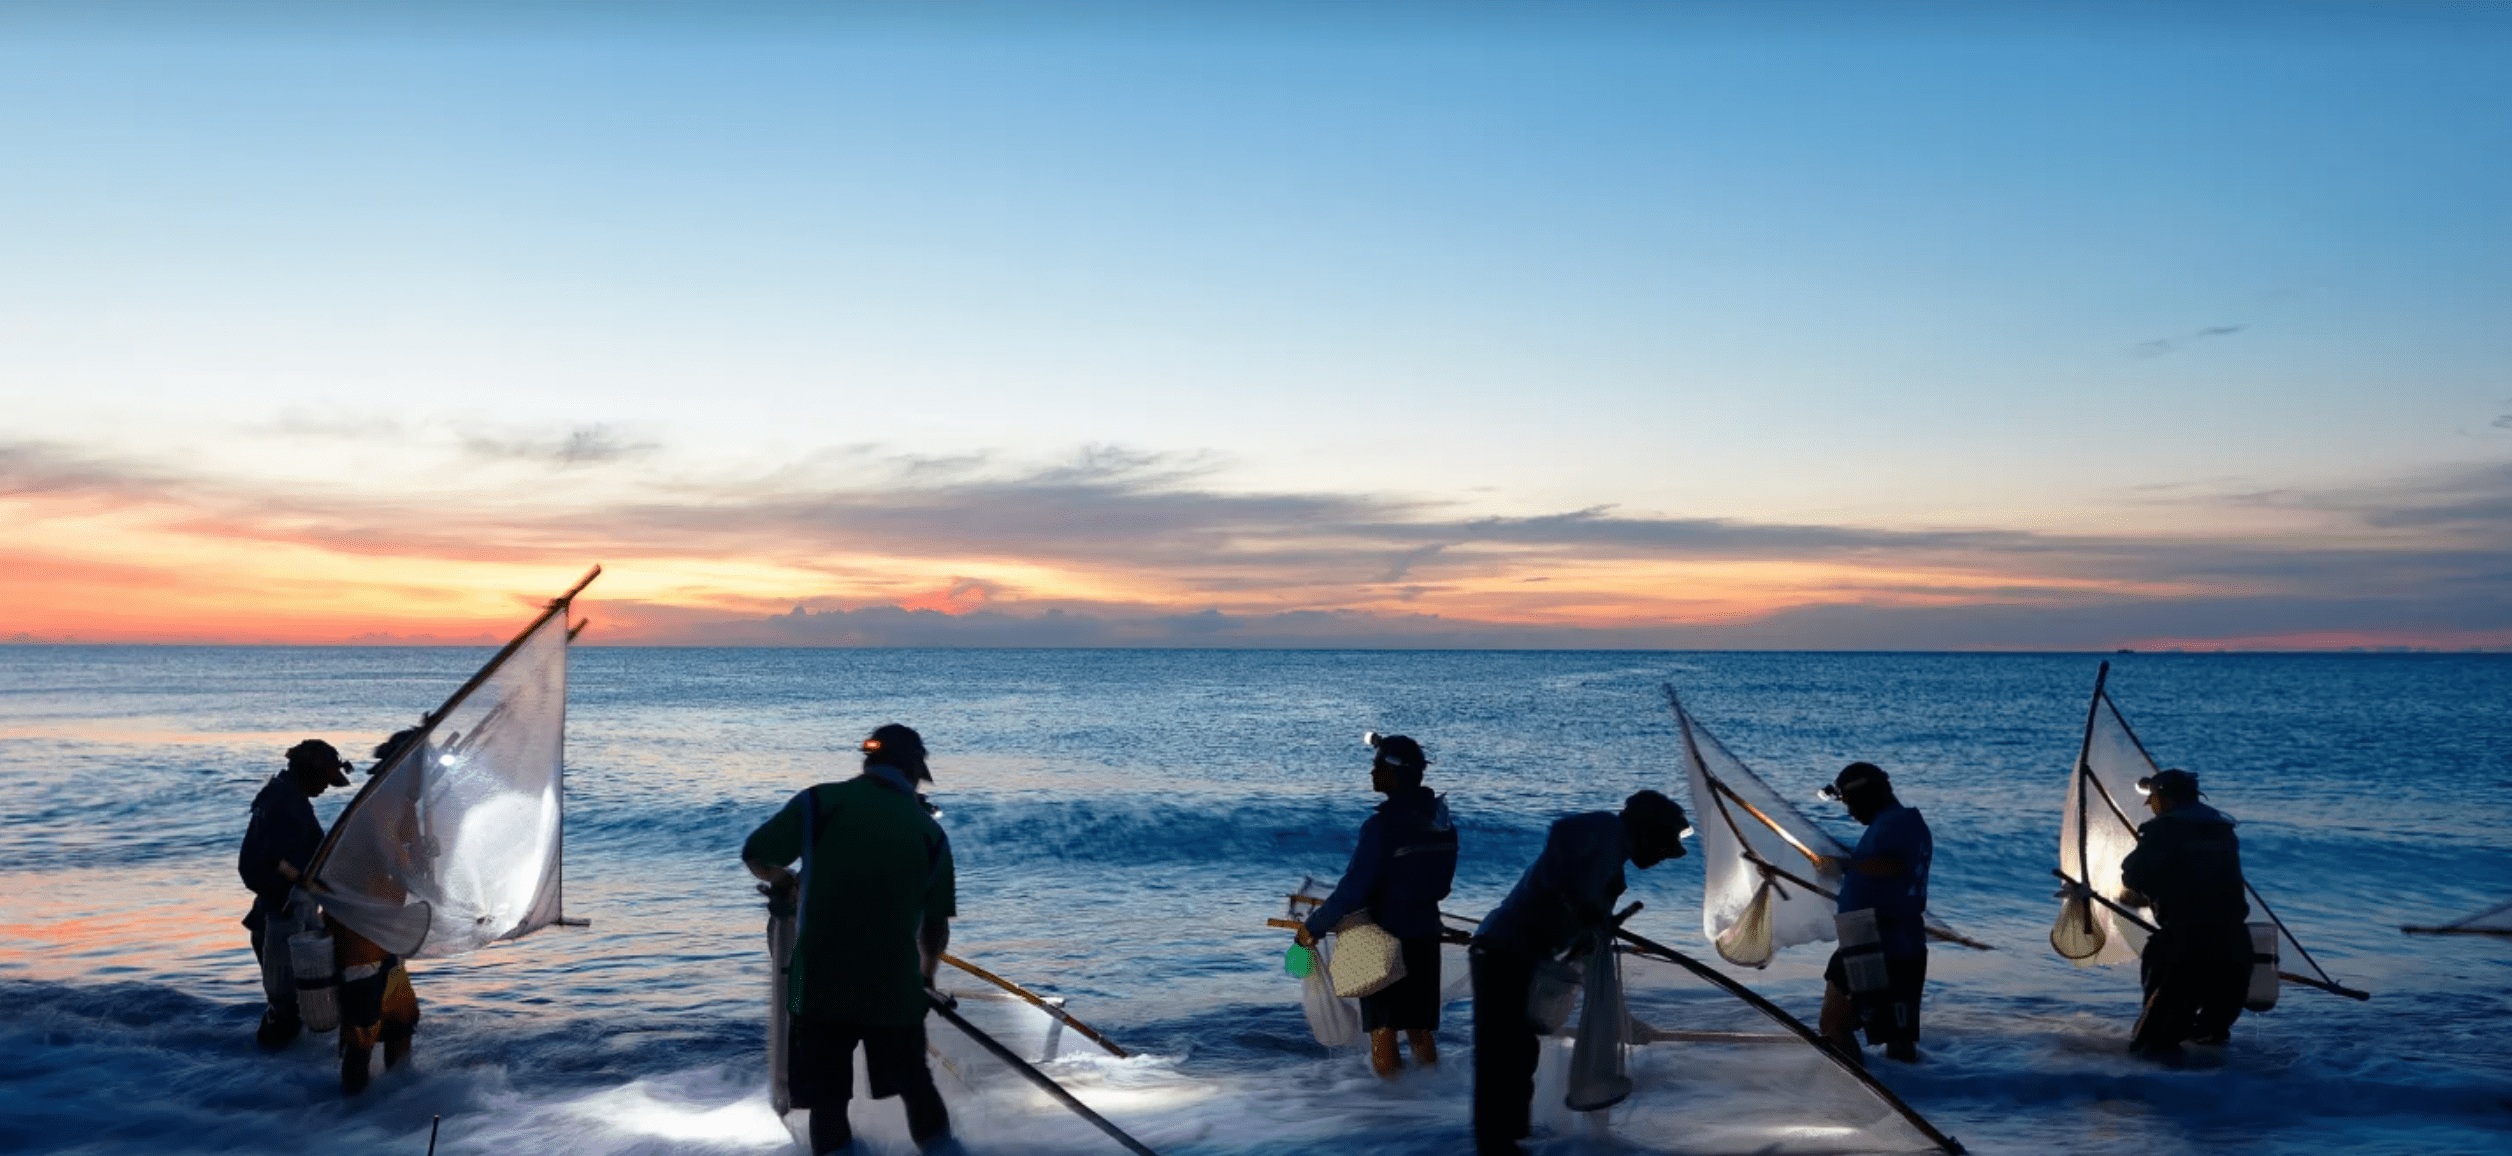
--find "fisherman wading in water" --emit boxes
[745,724,957,1154]
[1815,761,1933,1065]
[1469,790,1689,1156]
[2120,767,2251,1063]
[1297,732,1459,1078]
[238,739,349,1049]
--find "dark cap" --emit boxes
[1623,789,1692,845]
[286,739,352,787]
[2137,768,2202,802]
[862,723,931,782]
[1819,761,1890,802]
[371,727,425,775]
[1364,732,1428,772]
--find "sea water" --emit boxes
[2,649,2507,1155]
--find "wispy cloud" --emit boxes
[2133,323,2247,358]
[459,424,658,468]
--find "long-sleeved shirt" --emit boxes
[1835,803,1933,958]
[2122,802,2249,929]
[1303,786,1459,941]
[238,774,323,930]
[1473,811,1628,959]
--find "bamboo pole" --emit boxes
[940,953,1129,1058]
[1610,925,1967,1155]
[929,995,1161,1156]
[306,566,601,880]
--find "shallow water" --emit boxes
[3,648,2508,1154]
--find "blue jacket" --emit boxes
[238,774,323,931]
[1473,811,1628,959]
[1304,786,1459,941]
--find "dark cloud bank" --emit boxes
[7,438,2510,649]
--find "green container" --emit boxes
[1284,943,1316,978]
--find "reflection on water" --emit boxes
[3,649,2509,1155]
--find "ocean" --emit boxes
[3,648,2507,1155]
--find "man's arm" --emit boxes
[1300,815,1386,944]
[919,913,949,987]
[741,794,807,889]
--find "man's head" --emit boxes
[286,739,351,796]
[370,727,426,776]
[1621,789,1691,868]
[2138,768,2201,814]
[862,723,931,783]
[1820,761,1897,824]
[1364,732,1428,793]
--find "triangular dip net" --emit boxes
[309,572,592,958]
[2052,669,2155,966]
[1666,687,1977,967]
[2050,664,2365,999]
[1669,689,1850,967]
[1524,940,1960,1154]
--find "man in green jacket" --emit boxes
[745,724,956,1154]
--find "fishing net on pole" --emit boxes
[310,606,573,957]
[1528,945,1955,1154]
[2051,681,2154,966]
[1668,691,1851,966]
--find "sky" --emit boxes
[3,1,2509,649]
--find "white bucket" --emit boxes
[289,930,340,1033]
[2244,922,2280,1012]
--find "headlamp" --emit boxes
[1816,783,1844,802]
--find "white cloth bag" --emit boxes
[1301,935,1363,1047]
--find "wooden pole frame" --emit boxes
[305,566,601,882]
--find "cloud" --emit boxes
[7,435,2512,648]
[2133,323,2247,358]
[459,424,658,467]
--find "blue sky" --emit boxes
[3,2,2508,646]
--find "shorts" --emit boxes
[790,1016,937,1111]
[1359,935,1444,1032]
[1825,948,1926,1047]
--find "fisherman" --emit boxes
[1469,790,1689,1156]
[1814,761,1933,1065]
[238,738,350,1049]
[2118,767,2251,1061]
[744,724,956,1155]
[333,726,427,1094]
[1295,733,1460,1078]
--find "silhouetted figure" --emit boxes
[2120,768,2251,1061]
[1815,762,1933,1065]
[746,724,956,1154]
[1299,733,1459,1077]
[1469,791,1689,1156]
[239,739,348,1049]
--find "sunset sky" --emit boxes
[4,1,2509,649]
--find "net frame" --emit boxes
[304,566,599,957]
[2050,662,2368,1000]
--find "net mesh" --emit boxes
[2053,689,2155,967]
[1531,948,1947,1153]
[1672,695,1851,967]
[312,610,570,958]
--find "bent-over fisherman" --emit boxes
[1469,790,1689,1156]
[238,738,348,1049]
[745,724,957,1155]
[1297,732,1460,1078]
[1814,761,1933,1064]
[2119,767,2251,1061]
